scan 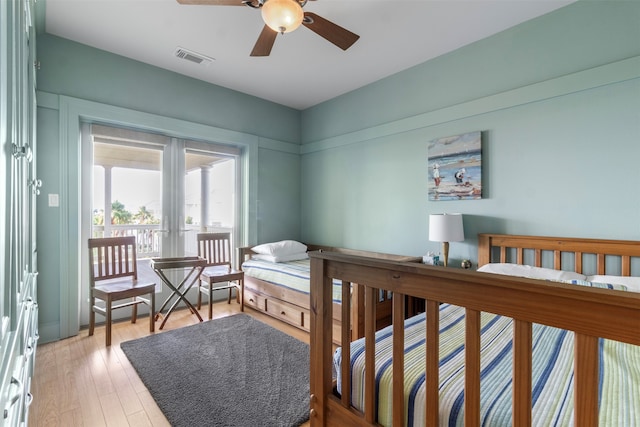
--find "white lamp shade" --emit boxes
[429,213,464,242]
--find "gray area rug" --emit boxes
[120,314,310,427]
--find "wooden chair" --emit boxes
[88,236,156,346]
[196,232,244,320]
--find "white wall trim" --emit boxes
[259,136,300,154]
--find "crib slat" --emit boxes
[392,294,405,427]
[622,255,631,276]
[554,250,561,270]
[352,283,365,340]
[513,319,532,426]
[597,253,606,274]
[465,308,481,426]
[575,252,583,274]
[341,281,351,408]
[574,333,599,427]
[364,286,377,423]
[425,299,440,426]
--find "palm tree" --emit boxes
[111,200,132,225]
[133,206,155,224]
[93,209,104,226]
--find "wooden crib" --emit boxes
[309,234,640,426]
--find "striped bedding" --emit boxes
[242,258,344,302]
[334,280,640,426]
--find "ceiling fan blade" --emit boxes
[302,12,359,51]
[251,25,278,57]
[176,0,244,5]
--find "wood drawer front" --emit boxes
[244,289,266,312]
[266,298,310,331]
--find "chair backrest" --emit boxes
[197,233,232,267]
[88,236,138,284]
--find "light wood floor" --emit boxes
[30,302,311,427]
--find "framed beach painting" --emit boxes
[428,131,482,201]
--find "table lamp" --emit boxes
[429,213,464,267]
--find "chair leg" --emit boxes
[132,298,138,324]
[239,279,244,312]
[197,281,202,310]
[227,286,232,304]
[150,292,155,333]
[208,283,213,320]
[105,298,113,347]
[89,296,96,336]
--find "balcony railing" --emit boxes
[92,224,234,259]
[92,224,162,258]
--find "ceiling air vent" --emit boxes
[174,47,214,66]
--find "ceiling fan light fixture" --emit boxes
[261,0,303,34]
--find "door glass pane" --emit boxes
[184,150,236,257]
[92,142,163,259]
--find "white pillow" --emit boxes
[251,252,309,263]
[252,240,307,257]
[477,263,587,282]
[586,275,640,293]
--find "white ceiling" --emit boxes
[44,0,574,110]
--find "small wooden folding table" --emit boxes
[150,256,207,329]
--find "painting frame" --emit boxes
[428,131,482,201]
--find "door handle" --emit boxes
[159,217,170,234]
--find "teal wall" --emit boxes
[36,106,61,332]
[37,35,301,143]
[258,148,301,242]
[301,2,640,142]
[300,1,640,263]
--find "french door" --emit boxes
[182,142,238,256]
[81,123,240,327]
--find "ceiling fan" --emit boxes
[176,0,360,57]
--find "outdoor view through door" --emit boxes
[83,123,240,328]
[92,139,163,260]
[183,150,236,258]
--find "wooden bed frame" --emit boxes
[309,234,640,426]
[238,244,421,343]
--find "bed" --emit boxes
[238,243,421,343]
[309,234,640,426]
